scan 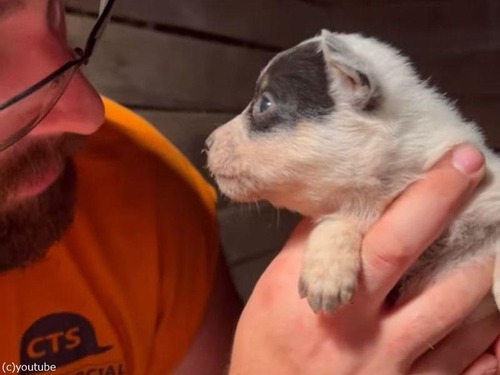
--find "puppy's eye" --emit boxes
[258,94,273,114]
[251,93,276,121]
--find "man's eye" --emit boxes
[258,95,273,113]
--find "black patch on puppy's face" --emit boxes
[248,41,334,133]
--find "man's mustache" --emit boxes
[0,133,83,207]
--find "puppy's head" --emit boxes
[206,30,409,217]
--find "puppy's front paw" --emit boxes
[299,264,358,313]
[298,218,361,313]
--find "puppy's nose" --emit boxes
[205,134,215,150]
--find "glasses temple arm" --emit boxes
[82,0,116,62]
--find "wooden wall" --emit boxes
[65,0,500,301]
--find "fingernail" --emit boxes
[452,144,484,174]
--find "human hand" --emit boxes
[230,145,500,375]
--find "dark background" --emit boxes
[66,0,500,301]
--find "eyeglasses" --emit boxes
[0,0,116,151]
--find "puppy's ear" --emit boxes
[320,30,378,110]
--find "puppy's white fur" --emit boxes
[207,30,500,313]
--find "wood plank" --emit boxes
[66,0,327,49]
[457,98,500,149]
[66,0,500,52]
[416,50,500,98]
[67,14,500,113]
[384,31,500,63]
[67,14,273,112]
[217,204,300,265]
[329,1,498,36]
[134,110,234,182]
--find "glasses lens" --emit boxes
[0,66,78,151]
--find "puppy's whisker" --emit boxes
[253,201,261,216]
[275,208,281,229]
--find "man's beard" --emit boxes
[0,135,82,271]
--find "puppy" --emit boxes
[205,30,500,314]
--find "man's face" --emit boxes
[0,0,104,270]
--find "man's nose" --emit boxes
[28,38,104,138]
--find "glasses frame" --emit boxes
[0,0,116,117]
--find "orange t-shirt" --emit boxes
[0,98,219,374]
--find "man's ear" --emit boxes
[320,30,378,110]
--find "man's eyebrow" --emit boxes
[0,0,27,21]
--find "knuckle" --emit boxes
[363,232,415,272]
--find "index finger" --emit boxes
[356,144,485,309]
